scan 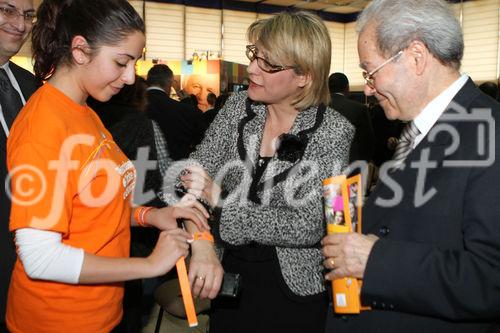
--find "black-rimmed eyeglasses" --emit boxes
[245,45,296,74]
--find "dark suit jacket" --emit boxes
[0,61,39,324]
[331,93,375,162]
[146,89,204,160]
[328,79,500,332]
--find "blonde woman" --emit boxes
[181,11,354,333]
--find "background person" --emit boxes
[478,81,498,100]
[369,102,404,167]
[146,65,204,160]
[180,11,353,333]
[206,92,217,112]
[322,0,500,332]
[328,72,375,163]
[6,1,208,332]
[180,93,202,113]
[0,0,40,328]
[182,74,219,112]
[201,92,222,137]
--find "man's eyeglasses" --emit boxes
[362,50,403,88]
[246,45,296,74]
[0,5,36,24]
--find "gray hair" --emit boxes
[357,0,463,70]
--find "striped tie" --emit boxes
[391,121,420,170]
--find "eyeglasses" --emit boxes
[246,45,296,74]
[362,50,403,88]
[0,5,36,24]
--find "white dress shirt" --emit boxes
[412,74,469,148]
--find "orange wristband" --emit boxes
[134,206,154,227]
[192,231,214,243]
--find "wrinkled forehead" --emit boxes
[358,23,379,52]
[357,24,384,68]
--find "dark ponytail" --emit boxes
[32,0,145,81]
[31,0,70,81]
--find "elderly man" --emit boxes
[0,0,39,330]
[322,0,500,332]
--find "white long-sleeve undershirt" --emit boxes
[14,228,84,284]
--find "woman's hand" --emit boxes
[146,228,192,277]
[147,200,210,231]
[188,240,224,299]
[180,165,221,208]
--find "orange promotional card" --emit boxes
[346,174,362,234]
[322,174,368,314]
[322,175,352,234]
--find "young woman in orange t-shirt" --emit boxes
[6,1,210,332]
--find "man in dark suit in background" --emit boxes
[369,102,404,167]
[329,72,375,163]
[146,64,203,160]
[478,81,498,101]
[0,0,40,330]
[323,0,500,332]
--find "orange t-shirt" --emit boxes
[6,83,136,333]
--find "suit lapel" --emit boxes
[241,102,265,166]
[2,63,40,156]
[9,61,40,102]
[9,62,28,101]
[238,100,323,193]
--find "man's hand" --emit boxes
[322,233,379,280]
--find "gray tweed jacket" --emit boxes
[190,91,354,296]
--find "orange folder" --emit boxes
[323,175,370,314]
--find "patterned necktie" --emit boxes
[391,121,420,170]
[0,68,23,129]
